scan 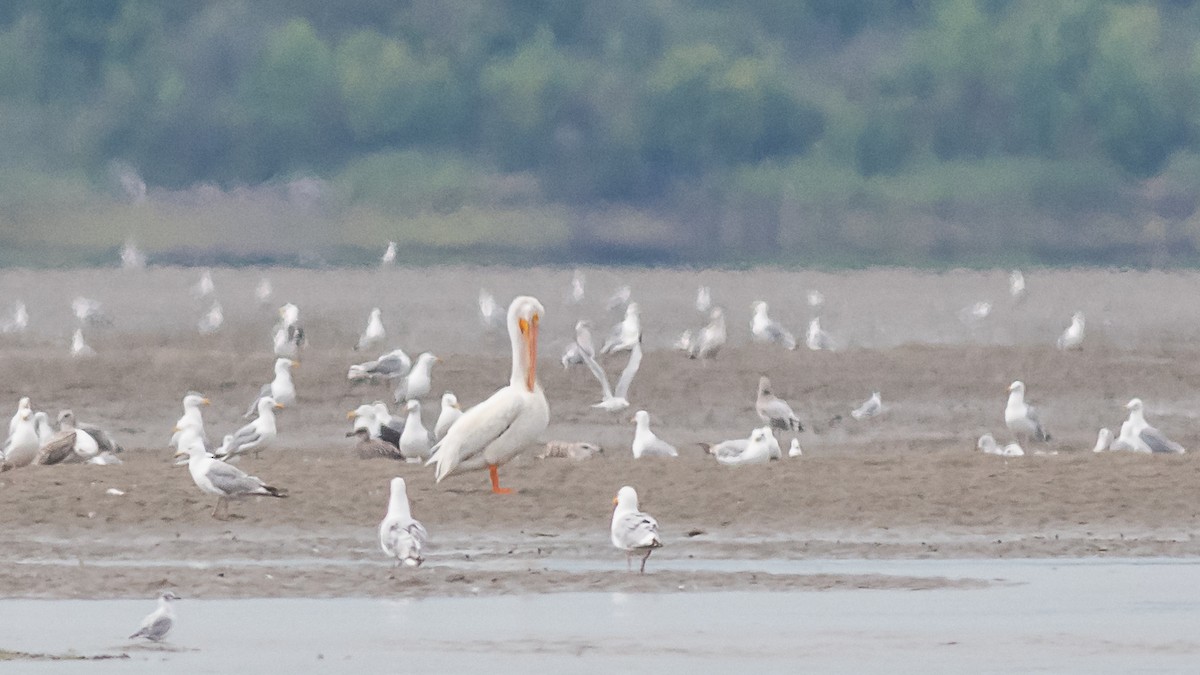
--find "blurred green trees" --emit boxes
[3,0,1200,265]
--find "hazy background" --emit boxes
[2,0,1200,268]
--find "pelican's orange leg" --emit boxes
[489,464,513,494]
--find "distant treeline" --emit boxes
[3,1,1200,267]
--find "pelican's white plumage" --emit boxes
[1057,312,1085,350]
[611,486,662,573]
[428,296,549,493]
[357,308,386,351]
[751,301,796,350]
[631,410,677,458]
[380,477,427,568]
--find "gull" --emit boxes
[978,433,1024,457]
[71,329,95,358]
[478,289,501,330]
[1093,428,1113,453]
[537,441,604,460]
[255,278,273,305]
[347,404,402,448]
[197,301,223,335]
[689,308,726,360]
[1005,381,1051,443]
[568,270,586,304]
[372,401,405,446]
[129,591,180,642]
[582,341,642,412]
[171,392,210,449]
[245,358,297,417]
[703,427,778,464]
[1009,270,1026,301]
[192,269,215,298]
[120,239,146,270]
[0,300,28,333]
[399,400,435,462]
[217,397,283,460]
[807,289,825,308]
[714,428,773,466]
[8,397,31,438]
[32,411,54,446]
[806,317,834,351]
[349,348,412,383]
[381,241,397,265]
[751,301,796,350]
[606,285,631,311]
[380,477,428,568]
[695,286,712,313]
[756,376,804,433]
[1057,312,1085,350]
[176,437,286,518]
[35,410,99,465]
[960,301,992,323]
[428,296,548,494]
[356,308,386,351]
[673,330,694,354]
[1122,398,1185,454]
[347,428,405,460]
[75,417,122,456]
[393,352,439,402]
[273,303,304,359]
[788,438,803,457]
[851,392,883,420]
[630,410,678,458]
[72,297,108,326]
[600,302,640,355]
[611,486,663,573]
[560,320,595,369]
[434,392,462,440]
[2,407,38,468]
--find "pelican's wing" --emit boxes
[1140,426,1184,454]
[578,350,614,400]
[428,388,524,481]
[612,341,642,399]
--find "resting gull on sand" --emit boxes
[977,433,1024,457]
[711,428,773,466]
[348,348,412,383]
[851,392,883,420]
[356,308,386,351]
[1119,398,1185,454]
[1057,312,1085,351]
[347,428,405,460]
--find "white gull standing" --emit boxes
[71,329,95,358]
[434,392,462,440]
[399,400,435,462]
[356,308,386,351]
[751,301,796,350]
[129,591,180,642]
[381,241,397,265]
[630,410,678,458]
[171,392,210,449]
[756,377,803,433]
[1057,312,1085,350]
[218,397,283,460]
[689,308,726,360]
[176,437,286,518]
[1005,381,1051,443]
[245,358,297,417]
[380,477,428,568]
[393,352,439,402]
[197,301,223,335]
[611,486,663,573]
[806,317,834,351]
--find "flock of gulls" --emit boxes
[0,249,1188,642]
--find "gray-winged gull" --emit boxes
[1005,381,1050,442]
[380,477,428,568]
[129,591,180,641]
[611,485,663,573]
[176,437,286,518]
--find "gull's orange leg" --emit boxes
[489,464,513,494]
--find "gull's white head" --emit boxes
[752,301,767,314]
[17,396,30,411]
[508,296,544,393]
[977,433,997,451]
[347,403,375,421]
[279,303,299,325]
[275,357,296,371]
[405,399,422,415]
[259,396,284,414]
[631,409,650,427]
[370,307,381,319]
[1008,381,1024,394]
[750,428,768,444]
[441,392,459,409]
[1126,398,1144,412]
[613,485,639,510]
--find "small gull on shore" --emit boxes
[611,486,663,573]
[129,591,180,642]
[380,477,427,568]
[630,410,677,458]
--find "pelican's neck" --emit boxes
[509,324,530,390]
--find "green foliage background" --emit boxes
[3,0,1200,266]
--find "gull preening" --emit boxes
[380,477,427,568]
[176,437,286,518]
[851,392,883,420]
[611,486,663,573]
[434,392,462,440]
[218,397,283,460]
[630,410,678,458]
[581,341,642,412]
[399,400,435,462]
[560,320,595,369]
[601,302,640,355]
[348,348,412,384]
[245,358,297,417]
[428,296,549,494]
[381,241,397,265]
[71,329,95,358]
[393,352,439,402]
[978,433,1024,457]
[751,301,796,350]
[1057,312,1085,350]
[1005,381,1050,443]
[356,308,387,351]
[129,591,180,642]
[197,301,223,335]
[1118,398,1185,454]
[756,377,803,433]
[806,317,834,351]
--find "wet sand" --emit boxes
[1,266,1199,599]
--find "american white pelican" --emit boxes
[129,591,180,641]
[393,352,439,402]
[356,308,386,351]
[756,377,803,432]
[428,296,548,494]
[601,302,640,354]
[399,400,434,462]
[751,301,796,350]
[217,397,283,460]
[380,477,427,568]
[630,410,677,458]
[851,392,883,420]
[611,486,662,573]
[197,301,223,335]
[434,392,462,440]
[1005,381,1051,443]
[245,358,297,417]
[175,437,286,518]
[1122,398,1185,454]
[581,341,641,412]
[1057,312,1085,350]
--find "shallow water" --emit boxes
[4,557,1198,673]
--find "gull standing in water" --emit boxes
[348,348,412,384]
[393,352,439,402]
[428,296,548,494]
[381,241,397,265]
[581,341,642,412]
[630,410,678,458]
[601,302,640,355]
[1121,398,1185,454]
[611,486,662,573]
[851,392,883,420]
[1005,381,1051,443]
[218,397,283,460]
[806,317,834,351]
[176,437,286,518]
[756,377,803,433]
[1057,312,1085,350]
[356,308,386,351]
[751,301,796,350]
[129,591,180,642]
[561,320,595,369]
[245,358,297,417]
[399,400,435,462]
[380,477,427,569]
[434,392,462,440]
[71,329,95,358]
